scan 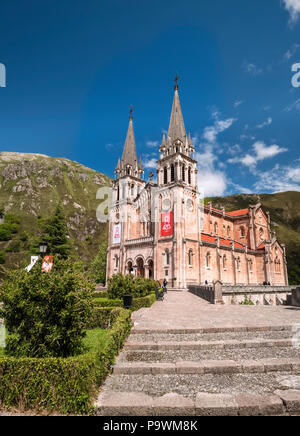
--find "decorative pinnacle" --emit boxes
[174,74,179,90]
[129,105,133,120]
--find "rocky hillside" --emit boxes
[0,152,111,272]
[209,191,300,284]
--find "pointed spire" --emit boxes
[167,77,186,144]
[121,107,138,168]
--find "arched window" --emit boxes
[115,256,119,268]
[227,226,230,238]
[206,252,211,269]
[188,167,191,184]
[127,167,131,175]
[182,165,185,182]
[223,255,227,269]
[249,259,253,272]
[164,167,168,184]
[240,226,245,238]
[237,257,241,272]
[171,164,175,182]
[259,227,264,240]
[188,249,193,266]
[165,249,170,266]
[214,222,218,235]
[131,184,134,196]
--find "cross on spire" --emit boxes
[174,74,179,90]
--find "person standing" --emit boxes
[162,278,168,293]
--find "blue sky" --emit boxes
[0,0,300,196]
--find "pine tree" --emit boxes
[90,240,107,284]
[43,202,70,258]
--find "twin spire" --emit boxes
[115,78,192,179]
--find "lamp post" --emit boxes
[39,241,48,258]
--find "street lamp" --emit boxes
[39,241,48,257]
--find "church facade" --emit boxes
[106,83,288,289]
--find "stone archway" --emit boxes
[148,259,154,279]
[126,260,134,275]
[136,257,145,277]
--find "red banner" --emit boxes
[161,212,173,237]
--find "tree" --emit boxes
[42,202,70,258]
[89,240,107,284]
[0,257,94,358]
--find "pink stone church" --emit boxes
[106,83,288,289]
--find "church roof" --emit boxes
[226,209,249,217]
[121,114,138,168]
[167,85,187,144]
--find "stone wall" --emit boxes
[222,285,294,306]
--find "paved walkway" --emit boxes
[132,291,300,332]
[95,292,300,416]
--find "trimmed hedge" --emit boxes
[92,293,156,311]
[0,308,131,414]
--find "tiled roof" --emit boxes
[226,209,249,217]
[201,234,245,250]
[257,242,265,250]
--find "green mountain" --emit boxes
[208,192,300,285]
[0,152,111,274]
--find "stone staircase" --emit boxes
[95,324,300,416]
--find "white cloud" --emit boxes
[284,43,300,60]
[256,117,272,129]
[284,98,300,112]
[146,140,159,148]
[243,62,263,76]
[254,164,300,193]
[142,158,157,169]
[203,117,236,144]
[228,141,288,169]
[234,100,244,108]
[283,0,300,26]
[196,113,237,196]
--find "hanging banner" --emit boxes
[113,224,121,244]
[161,212,173,237]
[42,255,54,273]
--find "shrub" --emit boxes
[5,240,20,253]
[0,309,131,414]
[89,241,107,284]
[240,293,254,306]
[107,274,158,299]
[0,224,17,241]
[0,257,94,358]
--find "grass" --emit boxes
[82,328,109,353]
[0,328,109,357]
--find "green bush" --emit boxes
[92,293,156,311]
[107,273,158,299]
[86,307,121,329]
[0,224,18,241]
[240,293,254,306]
[6,240,20,253]
[0,257,94,358]
[0,309,131,414]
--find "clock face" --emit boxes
[187,199,194,212]
[162,198,171,212]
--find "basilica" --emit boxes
[106,82,288,289]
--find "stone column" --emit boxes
[214,280,223,305]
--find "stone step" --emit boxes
[123,345,300,364]
[131,324,293,335]
[128,328,293,344]
[124,337,295,351]
[94,389,300,416]
[113,358,300,376]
